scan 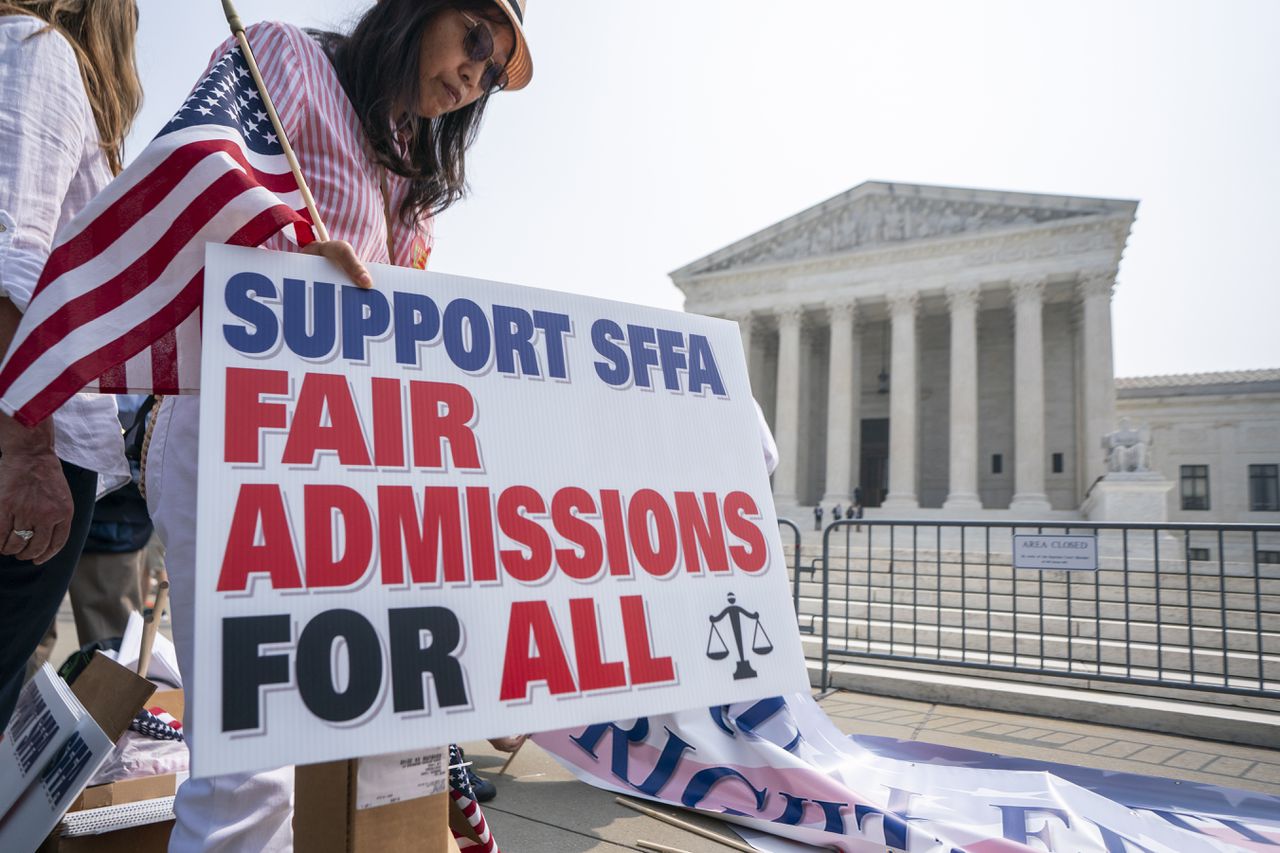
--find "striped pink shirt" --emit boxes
[213,22,435,268]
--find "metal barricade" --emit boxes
[798,519,1280,699]
[778,518,803,619]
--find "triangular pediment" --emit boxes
[672,181,1137,278]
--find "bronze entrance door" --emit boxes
[859,418,889,507]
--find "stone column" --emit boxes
[1010,277,1052,514]
[771,307,804,506]
[882,291,920,510]
[943,283,983,511]
[822,301,857,505]
[849,319,863,499]
[1078,272,1117,493]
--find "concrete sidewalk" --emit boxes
[460,689,1280,853]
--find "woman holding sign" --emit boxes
[136,2,533,849]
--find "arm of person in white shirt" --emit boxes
[0,25,87,564]
[755,398,779,475]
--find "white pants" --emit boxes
[146,395,294,852]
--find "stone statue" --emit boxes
[1103,418,1152,473]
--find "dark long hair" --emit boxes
[314,0,512,224]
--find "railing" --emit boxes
[794,519,1280,700]
[778,518,803,623]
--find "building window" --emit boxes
[1250,465,1280,511]
[1051,452,1064,474]
[1180,465,1210,511]
[1257,550,1280,565]
[1186,547,1211,562]
[992,454,1003,474]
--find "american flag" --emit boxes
[451,789,499,852]
[449,744,501,852]
[0,42,314,426]
[130,706,184,742]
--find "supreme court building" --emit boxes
[671,181,1138,518]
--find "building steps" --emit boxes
[808,657,1280,748]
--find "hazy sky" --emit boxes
[126,1,1280,379]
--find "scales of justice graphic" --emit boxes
[706,593,773,679]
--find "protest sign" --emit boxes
[0,665,83,817]
[192,244,808,778]
[0,666,116,852]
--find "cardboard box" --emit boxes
[70,772,179,811]
[38,819,173,852]
[295,760,451,853]
[48,688,457,852]
[42,773,177,852]
[70,653,156,742]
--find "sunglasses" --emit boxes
[459,11,510,92]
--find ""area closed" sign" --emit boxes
[1012,534,1099,571]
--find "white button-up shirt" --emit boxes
[0,15,128,495]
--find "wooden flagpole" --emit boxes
[220,0,331,242]
[136,580,169,678]
[616,797,757,853]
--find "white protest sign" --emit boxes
[0,667,114,852]
[192,244,808,777]
[1012,534,1099,570]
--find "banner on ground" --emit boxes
[536,693,1280,852]
[192,245,807,777]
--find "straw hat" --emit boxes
[489,0,532,91]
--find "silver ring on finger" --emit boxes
[12,529,34,541]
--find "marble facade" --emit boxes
[1116,370,1280,524]
[671,182,1139,518]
